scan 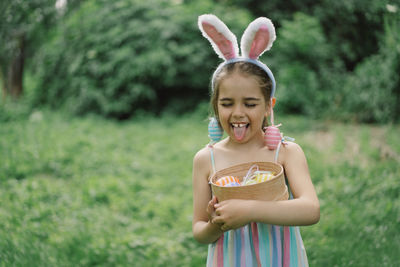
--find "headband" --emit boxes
[198,14,276,98]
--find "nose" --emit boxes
[232,104,245,119]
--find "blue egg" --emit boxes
[208,117,223,143]
[225,181,241,187]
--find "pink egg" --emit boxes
[264,126,281,150]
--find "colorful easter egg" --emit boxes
[208,117,223,143]
[215,176,240,187]
[242,171,275,185]
[254,171,275,182]
[264,126,281,150]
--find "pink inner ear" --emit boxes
[202,22,236,60]
[249,25,270,59]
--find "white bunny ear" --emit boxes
[240,17,276,59]
[198,14,239,60]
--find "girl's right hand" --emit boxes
[206,196,219,223]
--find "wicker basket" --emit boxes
[209,161,288,202]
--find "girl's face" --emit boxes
[217,72,269,144]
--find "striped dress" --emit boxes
[207,145,309,267]
[206,222,308,267]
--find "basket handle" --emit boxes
[242,164,259,184]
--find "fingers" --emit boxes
[212,202,225,222]
[211,209,232,232]
[221,224,230,232]
[207,199,214,209]
[207,196,220,222]
[208,196,218,208]
[211,215,224,225]
[213,198,227,209]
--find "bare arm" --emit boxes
[212,142,320,228]
[192,148,224,243]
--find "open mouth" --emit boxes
[231,123,249,141]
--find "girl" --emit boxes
[192,15,320,266]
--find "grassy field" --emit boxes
[1,110,399,266]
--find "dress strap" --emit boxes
[274,136,295,163]
[208,145,217,174]
[274,141,282,163]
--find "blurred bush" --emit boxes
[269,10,399,123]
[271,13,335,116]
[224,0,400,123]
[226,0,387,72]
[31,0,251,118]
[342,51,399,123]
[341,13,400,123]
[25,0,399,122]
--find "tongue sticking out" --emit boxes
[233,126,247,141]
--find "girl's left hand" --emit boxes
[211,199,253,231]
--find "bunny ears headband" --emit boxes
[198,14,277,98]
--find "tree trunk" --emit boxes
[0,68,6,102]
[8,33,25,99]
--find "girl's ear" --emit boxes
[271,97,276,108]
[265,97,276,113]
[198,14,239,60]
[268,98,277,126]
[240,17,276,59]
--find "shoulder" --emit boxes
[193,146,211,165]
[193,146,213,178]
[279,141,307,166]
[282,141,304,154]
[193,139,227,165]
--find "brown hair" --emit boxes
[210,61,273,127]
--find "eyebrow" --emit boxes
[244,97,261,101]
[219,97,261,101]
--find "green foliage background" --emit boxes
[31,0,252,118]
[6,0,396,122]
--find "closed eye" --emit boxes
[244,97,261,108]
[220,103,233,107]
[219,99,233,107]
[245,103,257,108]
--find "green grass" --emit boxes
[1,111,399,266]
